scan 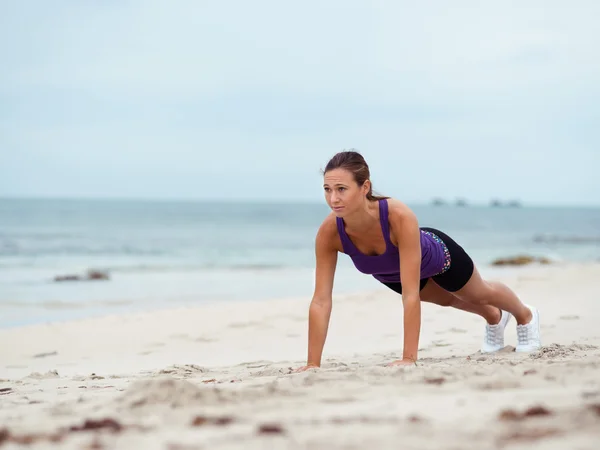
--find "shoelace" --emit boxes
[485,325,502,345]
[517,325,530,344]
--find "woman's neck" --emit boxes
[342,200,380,233]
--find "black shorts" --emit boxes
[380,227,474,294]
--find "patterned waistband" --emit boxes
[422,230,451,275]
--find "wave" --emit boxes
[0,242,171,257]
[104,263,291,273]
[0,262,293,274]
[533,234,600,244]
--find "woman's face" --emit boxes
[323,168,368,217]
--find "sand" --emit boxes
[1,262,599,449]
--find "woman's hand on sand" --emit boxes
[386,358,417,367]
[294,364,320,372]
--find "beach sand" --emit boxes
[1,262,599,449]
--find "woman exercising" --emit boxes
[296,151,541,371]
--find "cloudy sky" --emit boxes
[1,1,599,205]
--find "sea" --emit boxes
[1,198,599,329]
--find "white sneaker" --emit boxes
[481,309,513,353]
[516,305,541,352]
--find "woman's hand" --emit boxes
[386,358,417,367]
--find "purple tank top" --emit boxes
[335,199,449,283]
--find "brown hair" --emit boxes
[322,150,389,201]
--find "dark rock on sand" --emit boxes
[491,255,552,266]
[54,270,110,282]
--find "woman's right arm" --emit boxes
[303,217,338,369]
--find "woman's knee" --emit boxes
[458,283,497,305]
[453,269,497,305]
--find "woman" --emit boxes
[296,151,541,371]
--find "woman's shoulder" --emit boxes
[383,198,419,241]
[383,197,416,220]
[318,212,340,237]
[316,212,343,251]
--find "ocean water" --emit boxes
[1,198,599,328]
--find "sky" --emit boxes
[1,1,599,206]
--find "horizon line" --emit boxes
[0,195,599,209]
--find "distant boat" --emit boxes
[490,199,522,208]
[455,198,468,207]
[431,198,446,206]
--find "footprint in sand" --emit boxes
[237,360,273,368]
[32,351,58,359]
[147,342,166,348]
[169,333,191,340]
[73,373,106,381]
[228,321,272,329]
[25,370,60,379]
[320,396,357,404]
[194,336,217,343]
[529,343,599,360]
[289,316,306,322]
[159,364,207,377]
[477,379,522,391]
[436,328,467,335]
[469,346,517,360]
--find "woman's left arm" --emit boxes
[388,207,422,364]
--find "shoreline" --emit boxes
[0,260,583,331]
[1,261,597,370]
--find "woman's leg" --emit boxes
[421,227,532,325]
[452,265,541,352]
[452,266,531,325]
[419,279,502,325]
[420,277,519,353]
[421,227,541,352]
